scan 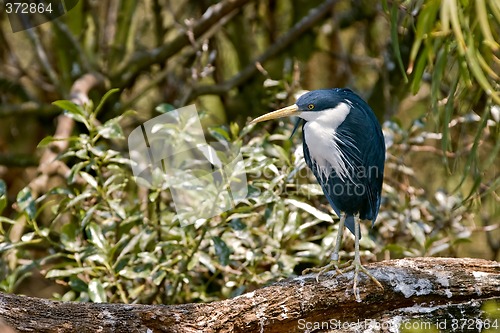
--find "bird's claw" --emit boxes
[302,259,352,282]
[304,260,384,301]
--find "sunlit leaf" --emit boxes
[285,198,333,222]
[212,236,231,266]
[80,172,98,189]
[46,267,90,279]
[16,187,36,220]
[88,279,107,303]
[86,222,109,252]
[99,120,124,139]
[408,222,426,249]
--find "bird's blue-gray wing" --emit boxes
[337,94,385,225]
[302,136,357,235]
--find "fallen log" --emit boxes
[0,257,499,332]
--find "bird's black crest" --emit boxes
[296,88,359,112]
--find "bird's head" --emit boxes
[250,88,355,124]
[250,88,356,135]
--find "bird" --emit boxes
[250,88,385,299]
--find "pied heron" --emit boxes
[251,88,385,298]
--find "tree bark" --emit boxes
[0,257,499,332]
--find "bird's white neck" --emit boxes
[301,102,354,182]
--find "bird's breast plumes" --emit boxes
[301,102,357,183]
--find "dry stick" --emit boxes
[187,0,339,100]
[112,0,253,88]
[29,73,105,197]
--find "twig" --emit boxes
[187,0,339,100]
[29,73,105,197]
[0,103,59,118]
[24,27,60,94]
[0,154,38,167]
[111,0,253,88]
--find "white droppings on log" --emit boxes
[250,292,267,333]
[280,305,288,319]
[374,267,433,298]
[242,291,255,298]
[399,303,448,314]
[434,271,452,298]
[473,271,490,279]
[318,272,341,289]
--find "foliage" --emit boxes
[0,89,489,304]
[0,0,498,305]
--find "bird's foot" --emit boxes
[303,260,384,302]
[302,259,352,282]
[348,260,384,301]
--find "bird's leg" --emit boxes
[304,216,384,301]
[302,213,351,281]
[348,218,384,301]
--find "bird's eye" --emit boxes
[308,104,314,110]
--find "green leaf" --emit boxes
[60,223,80,251]
[152,270,167,286]
[285,198,333,222]
[118,267,151,280]
[98,120,124,139]
[476,0,500,50]
[114,234,140,265]
[408,222,426,248]
[68,161,89,184]
[81,205,97,228]
[37,135,79,148]
[212,236,231,266]
[80,172,98,189]
[230,122,240,139]
[94,88,120,117]
[155,103,176,114]
[37,136,56,148]
[53,100,85,117]
[108,200,126,220]
[69,277,89,293]
[229,218,246,231]
[209,127,231,142]
[88,279,107,303]
[46,267,90,279]
[464,33,500,104]
[408,0,440,74]
[0,180,6,216]
[16,187,36,220]
[410,44,430,95]
[53,100,90,129]
[67,192,93,208]
[271,144,290,165]
[390,3,408,82]
[86,222,109,251]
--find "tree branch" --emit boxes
[28,73,105,197]
[187,0,339,99]
[0,103,59,118]
[0,258,498,332]
[111,0,253,88]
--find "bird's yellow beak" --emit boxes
[250,104,301,124]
